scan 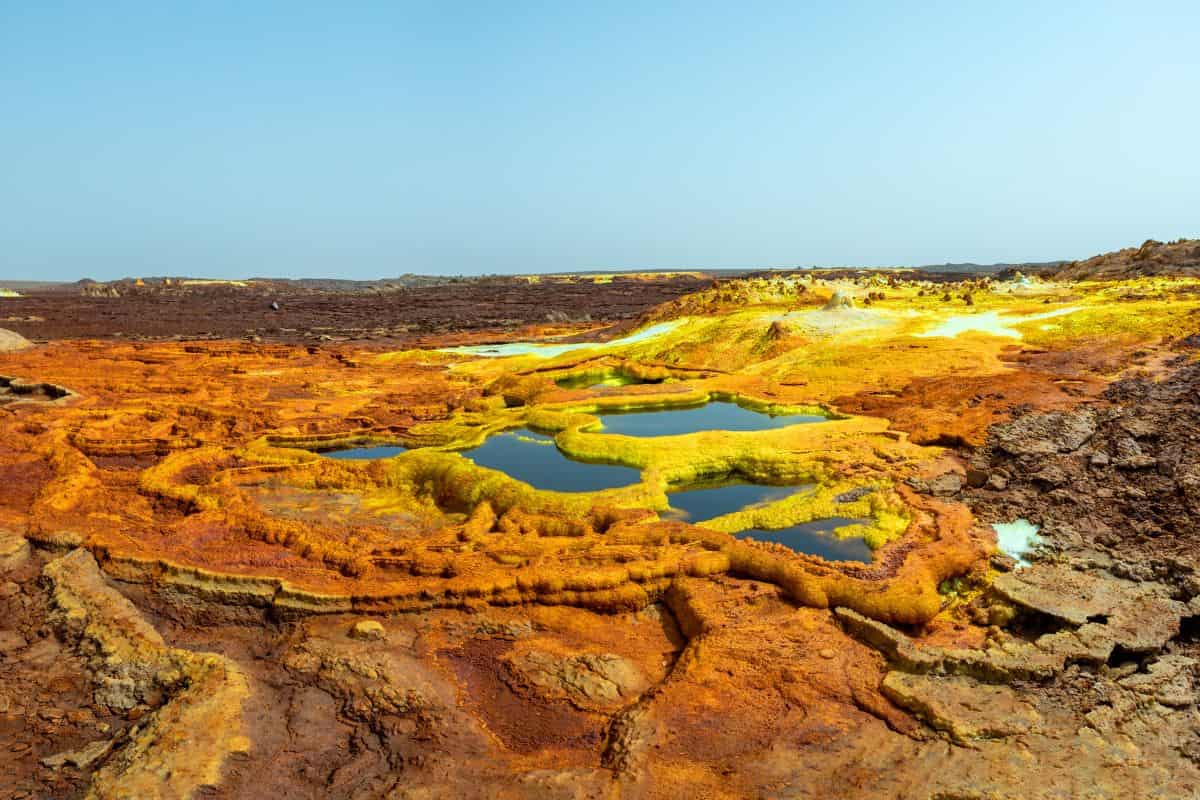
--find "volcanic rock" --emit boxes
[964,467,989,488]
[992,409,1096,455]
[1055,238,1200,279]
[992,564,1185,654]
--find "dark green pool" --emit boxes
[554,372,648,390]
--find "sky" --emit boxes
[2,1,1198,281]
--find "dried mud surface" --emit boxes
[3,267,1200,798]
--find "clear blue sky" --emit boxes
[2,2,1197,280]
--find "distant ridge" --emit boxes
[915,260,1067,274]
[7,239,1197,286]
[1053,238,1200,280]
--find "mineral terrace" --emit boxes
[3,241,1200,799]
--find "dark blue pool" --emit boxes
[326,445,407,460]
[664,480,807,523]
[737,517,873,563]
[462,428,640,492]
[596,401,825,437]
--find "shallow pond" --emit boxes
[461,428,641,492]
[326,445,407,460]
[555,372,648,390]
[596,401,825,437]
[321,402,825,500]
[664,480,806,523]
[738,517,873,563]
[319,430,639,492]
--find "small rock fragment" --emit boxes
[1116,454,1157,470]
[349,620,386,641]
[1031,465,1068,488]
[40,737,114,770]
[926,473,963,496]
[964,467,989,488]
[0,529,30,572]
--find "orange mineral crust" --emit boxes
[4,268,1200,799]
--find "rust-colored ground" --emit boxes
[3,269,1200,798]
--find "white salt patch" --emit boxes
[992,519,1042,566]
[918,307,1082,340]
[441,320,683,358]
[763,307,896,335]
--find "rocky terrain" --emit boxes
[1055,238,1200,280]
[0,273,712,345]
[3,250,1200,798]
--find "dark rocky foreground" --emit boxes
[964,349,1200,578]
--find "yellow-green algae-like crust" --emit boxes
[13,326,988,626]
[241,399,910,555]
[44,549,251,800]
[100,396,982,626]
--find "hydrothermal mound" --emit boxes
[3,272,1200,798]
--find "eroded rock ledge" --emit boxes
[43,549,250,799]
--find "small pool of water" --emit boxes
[738,517,873,563]
[665,480,805,523]
[462,428,641,492]
[555,372,647,390]
[326,445,408,460]
[597,401,825,437]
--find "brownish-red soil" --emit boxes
[1,274,712,344]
